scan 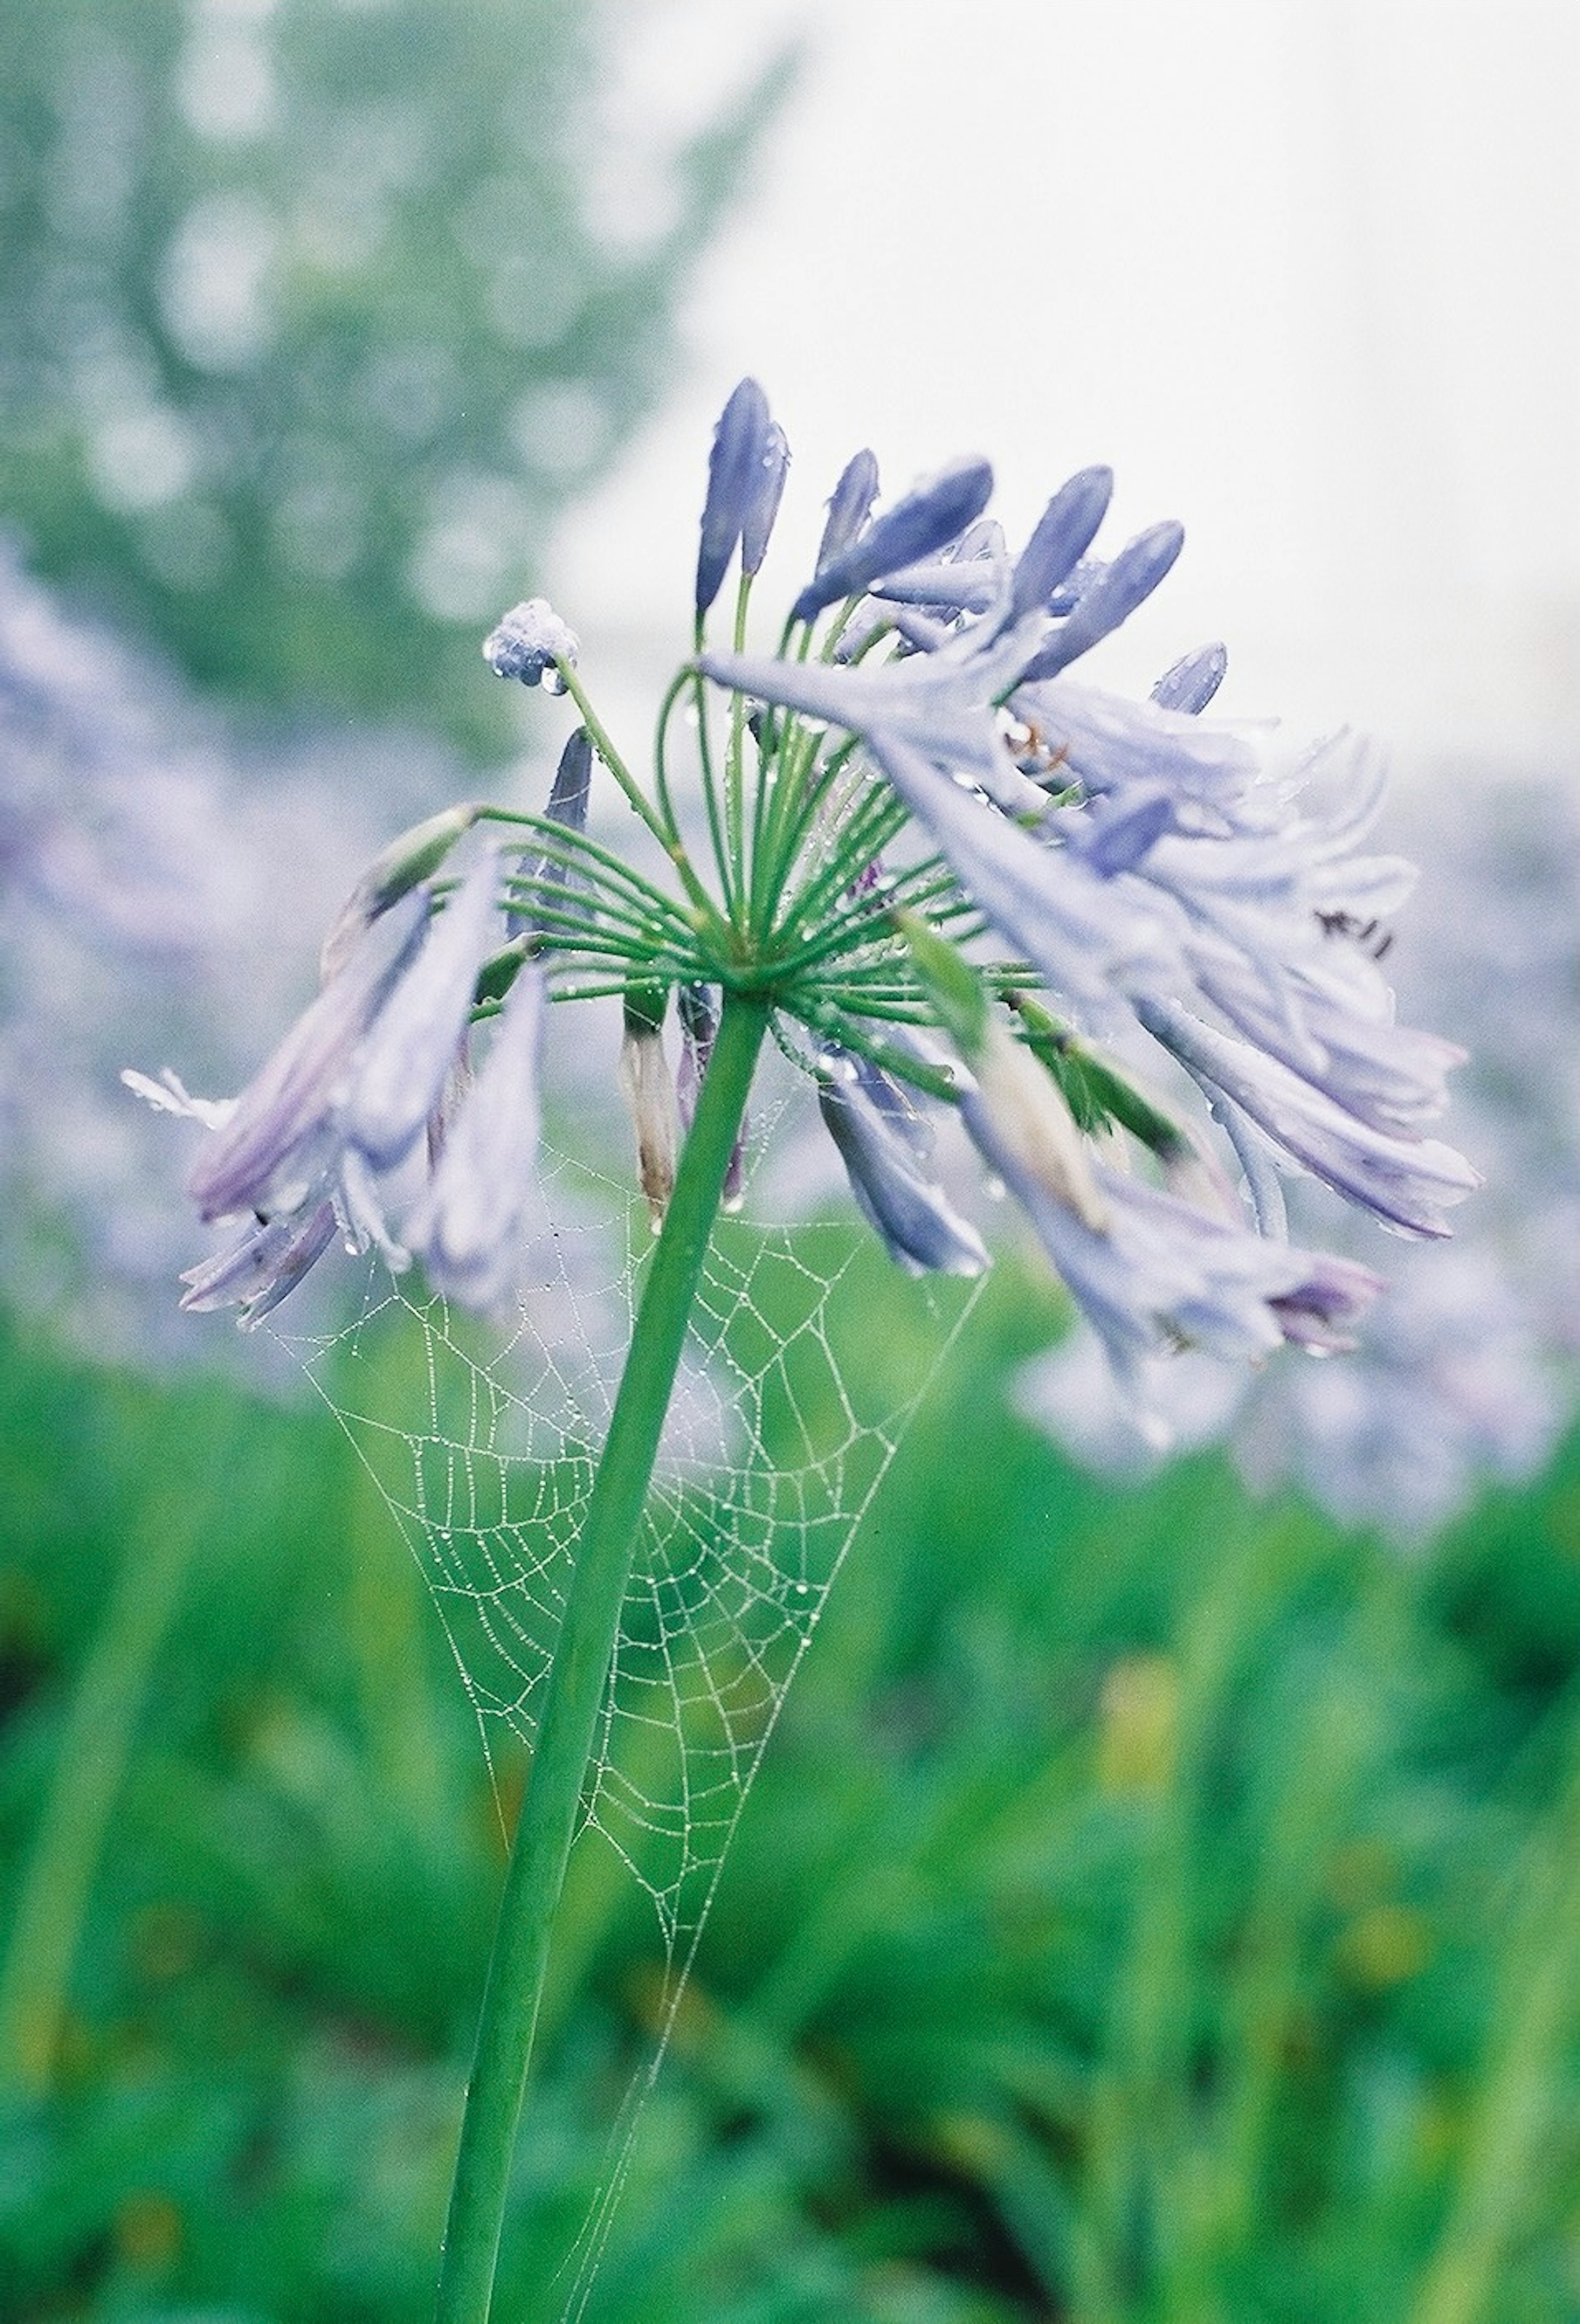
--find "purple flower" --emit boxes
[741,422,791,579]
[177,1199,339,1332]
[1018,521,1185,683]
[816,449,881,573]
[1140,996,1480,1238]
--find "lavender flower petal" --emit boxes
[1010,467,1115,622]
[1151,643,1228,715]
[1141,996,1480,1237]
[741,421,791,577]
[1019,521,1186,683]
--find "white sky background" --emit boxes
[556,0,1580,782]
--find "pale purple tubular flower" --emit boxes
[817,1046,988,1279]
[959,1067,1380,1414]
[187,888,429,1223]
[1009,466,1115,622]
[406,956,547,1309]
[817,448,881,572]
[1018,521,1186,683]
[791,458,995,627]
[178,1199,338,1330]
[1140,996,1480,1238]
[1151,642,1228,715]
[345,849,502,1170]
[483,599,580,693]
[695,377,773,618]
[741,421,791,577]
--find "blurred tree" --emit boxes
[0,0,777,755]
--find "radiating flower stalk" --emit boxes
[136,378,1475,2316]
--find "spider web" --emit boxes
[279,1081,979,2310]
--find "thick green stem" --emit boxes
[435,987,771,2324]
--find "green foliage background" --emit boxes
[5,1264,1580,2321]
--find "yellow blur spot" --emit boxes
[1098,1654,1179,1794]
[1337,1902,1431,1988]
[116,2193,183,2269]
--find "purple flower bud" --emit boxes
[345,850,502,1170]
[696,377,772,618]
[741,421,791,577]
[512,725,594,940]
[1151,643,1228,716]
[406,957,546,1310]
[1010,467,1114,622]
[483,599,579,692]
[1019,521,1186,683]
[818,1048,988,1279]
[816,449,881,574]
[792,458,994,627]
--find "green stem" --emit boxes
[435,986,772,2324]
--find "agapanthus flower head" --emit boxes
[143,374,1475,1442]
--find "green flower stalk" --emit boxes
[134,377,1475,2312]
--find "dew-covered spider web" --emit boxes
[275,1072,981,2312]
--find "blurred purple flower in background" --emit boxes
[0,539,456,1358]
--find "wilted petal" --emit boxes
[619,1014,679,1225]
[406,959,546,1309]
